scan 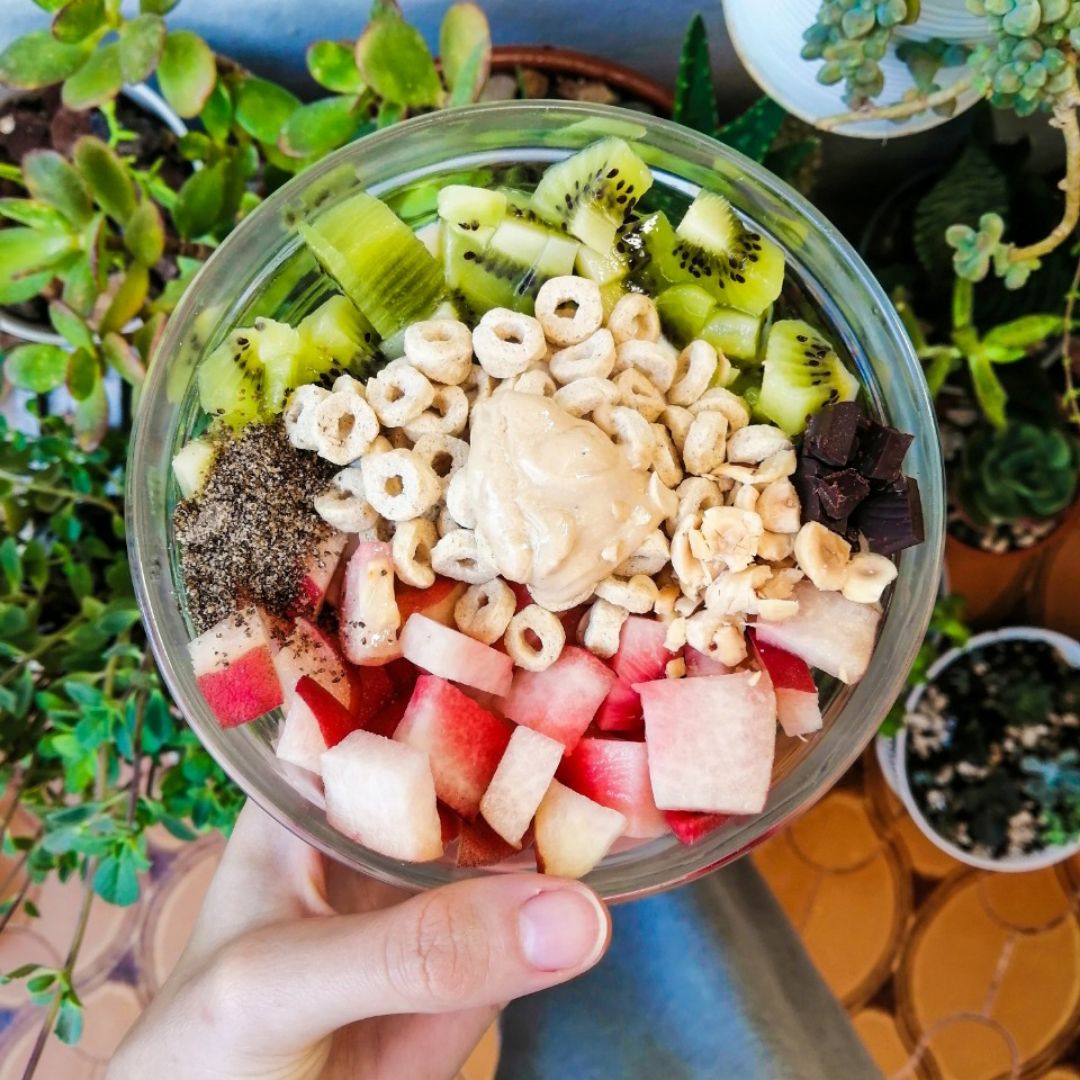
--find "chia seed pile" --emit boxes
[906,639,1080,859]
[174,420,336,633]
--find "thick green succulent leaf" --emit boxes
[5,343,70,393]
[48,300,94,352]
[139,0,179,13]
[72,136,137,224]
[278,97,359,158]
[0,227,75,294]
[124,201,165,266]
[22,151,92,225]
[132,310,167,367]
[73,371,108,449]
[968,350,1008,430]
[199,80,233,143]
[234,76,301,145]
[66,346,98,400]
[355,15,443,107]
[61,40,122,109]
[982,314,1064,351]
[33,0,68,11]
[673,13,718,136]
[441,4,491,106]
[307,40,366,94]
[82,212,107,287]
[60,255,96,315]
[100,262,150,334]
[172,161,226,239]
[158,30,216,118]
[716,96,786,163]
[51,0,106,44]
[118,14,166,84]
[0,269,56,305]
[102,331,146,385]
[0,198,71,231]
[0,30,89,88]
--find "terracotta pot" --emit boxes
[489,45,674,116]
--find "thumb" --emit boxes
[199,873,609,1054]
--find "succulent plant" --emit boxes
[957,419,1079,524]
[1023,749,1080,846]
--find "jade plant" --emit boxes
[801,0,1080,289]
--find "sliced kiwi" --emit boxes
[617,211,687,294]
[531,137,653,252]
[759,319,860,436]
[197,330,265,431]
[297,295,378,379]
[437,185,508,231]
[298,191,444,339]
[575,243,627,287]
[656,283,764,361]
[701,309,764,362]
[252,318,304,414]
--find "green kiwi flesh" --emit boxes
[656,283,764,361]
[297,295,378,379]
[197,330,265,431]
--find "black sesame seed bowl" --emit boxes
[880,626,1080,873]
[127,101,946,901]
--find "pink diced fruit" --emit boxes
[534,781,627,878]
[750,631,822,737]
[594,616,674,734]
[273,616,353,712]
[502,646,616,752]
[340,541,402,666]
[480,726,564,846]
[637,673,777,815]
[664,810,730,846]
[401,613,513,697]
[288,529,348,618]
[188,606,282,727]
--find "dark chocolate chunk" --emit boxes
[794,456,825,521]
[855,422,913,482]
[804,402,862,466]
[854,475,924,555]
[814,467,870,519]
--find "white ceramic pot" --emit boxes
[0,83,186,346]
[723,0,986,139]
[877,626,1080,872]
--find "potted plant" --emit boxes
[883,626,1080,870]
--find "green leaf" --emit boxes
[140,0,179,12]
[673,13,719,136]
[0,537,22,593]
[716,96,787,163]
[3,964,41,981]
[61,255,97,316]
[306,40,365,94]
[124,201,165,267]
[199,80,232,144]
[101,332,146,385]
[172,161,226,239]
[0,227,75,303]
[67,347,99,401]
[72,136,137,225]
[61,40,122,110]
[26,973,56,995]
[278,97,358,158]
[51,0,105,44]
[73,373,108,449]
[234,76,302,145]
[100,262,149,334]
[5,344,70,393]
[93,847,142,905]
[158,30,216,118]
[118,14,166,84]
[22,150,92,225]
[0,30,90,89]
[48,300,94,351]
[983,315,1064,351]
[968,350,1008,430]
[0,198,71,231]
[441,3,490,106]
[376,99,404,128]
[132,310,167,367]
[355,15,443,108]
[55,996,83,1045]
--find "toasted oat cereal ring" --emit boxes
[402,384,469,440]
[361,447,442,522]
[366,364,435,427]
[331,373,366,397]
[507,367,557,397]
[593,404,656,470]
[552,375,619,418]
[548,328,616,384]
[613,367,665,420]
[616,528,671,577]
[608,293,661,345]
[463,363,496,405]
[313,468,380,534]
[404,319,473,385]
[504,604,566,671]
[683,411,729,477]
[614,339,676,394]
[392,517,438,589]
[594,574,660,615]
[689,386,750,430]
[430,528,497,585]
[445,468,476,529]
[284,384,330,451]
[675,476,726,524]
[411,433,468,492]
[534,276,604,347]
[436,505,459,538]
[650,423,684,488]
[473,309,546,378]
[310,391,381,466]
[579,598,629,659]
[660,405,694,453]
[668,340,718,407]
[454,578,515,645]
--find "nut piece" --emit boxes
[548,328,617,384]
[366,364,436,427]
[454,578,516,644]
[731,484,759,512]
[430,528,497,585]
[402,384,469,440]
[700,506,763,572]
[716,449,797,487]
[757,479,802,534]
[392,517,438,588]
[685,610,747,666]
[362,448,442,522]
[664,616,688,652]
[534,275,604,346]
[284,384,330,451]
[617,528,671,577]
[683,411,729,476]
[841,552,898,604]
[668,340,717,406]
[314,468,380,534]
[404,318,473,385]
[665,657,687,679]
[310,391,381,466]
[614,339,677,394]
[608,293,661,345]
[594,574,660,614]
[473,309,546,377]
[654,583,681,621]
[579,598,630,658]
[553,375,620,419]
[504,604,566,671]
[726,424,792,464]
[794,520,852,591]
[757,530,796,563]
[704,566,770,617]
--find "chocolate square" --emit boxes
[804,402,862,466]
[854,475,924,555]
[814,467,870,520]
[855,422,913,482]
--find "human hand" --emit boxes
[109,801,610,1080]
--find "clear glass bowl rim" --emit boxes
[127,100,945,902]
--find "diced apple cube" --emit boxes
[534,781,626,878]
[340,541,401,666]
[275,697,326,773]
[273,617,352,713]
[172,437,216,499]
[664,810,730,846]
[457,818,523,868]
[750,631,822,736]
[684,647,730,677]
[593,678,644,734]
[289,529,349,618]
[397,577,466,627]
[401,613,513,697]
[612,616,671,683]
[480,726,564,846]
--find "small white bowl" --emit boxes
[877,626,1080,872]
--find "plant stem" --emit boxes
[0,763,27,847]
[0,617,88,687]
[0,470,116,514]
[126,690,147,828]
[0,872,33,937]
[1062,247,1080,430]
[817,76,973,130]
[1008,102,1080,264]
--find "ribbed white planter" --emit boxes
[877,626,1080,873]
[723,0,987,139]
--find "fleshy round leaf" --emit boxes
[48,300,94,351]
[0,198,71,231]
[60,255,96,315]
[73,371,108,449]
[440,4,490,106]
[139,0,179,13]
[100,262,149,334]
[22,150,92,224]
[118,14,166,84]
[5,343,70,393]
[158,30,216,118]
[102,331,146,385]
[172,161,225,239]
[234,76,301,145]
[124,200,165,266]
[132,310,167,368]
[72,136,136,224]
[278,96,358,158]
[355,15,443,107]
[66,346,98,400]
[51,0,105,44]
[307,40,365,94]
[199,80,232,143]
[61,40,122,109]
[0,30,89,89]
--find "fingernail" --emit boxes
[518,889,606,972]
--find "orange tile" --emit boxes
[851,1007,912,1076]
[459,1022,500,1080]
[921,1014,1019,1080]
[788,790,883,871]
[892,812,963,881]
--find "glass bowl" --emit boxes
[128,101,945,902]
